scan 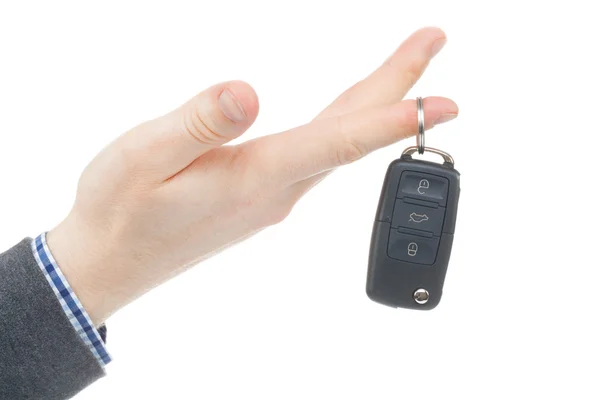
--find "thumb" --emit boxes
[123,80,259,180]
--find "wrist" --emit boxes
[46,213,113,325]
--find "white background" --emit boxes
[1,1,599,399]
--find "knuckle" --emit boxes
[228,143,275,191]
[117,139,145,174]
[384,56,427,93]
[183,105,227,145]
[233,140,291,189]
[335,134,367,167]
[383,55,398,72]
[403,59,427,87]
[263,203,293,226]
[229,140,261,171]
[234,182,294,228]
[332,80,362,109]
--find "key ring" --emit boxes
[417,96,425,154]
[401,96,455,166]
[402,146,454,165]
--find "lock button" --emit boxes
[387,229,440,265]
[397,171,449,206]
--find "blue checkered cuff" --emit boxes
[31,233,112,368]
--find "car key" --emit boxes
[366,97,460,310]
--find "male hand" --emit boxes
[48,27,458,324]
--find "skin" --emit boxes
[47,27,459,325]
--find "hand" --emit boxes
[48,27,458,324]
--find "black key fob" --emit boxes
[366,146,460,310]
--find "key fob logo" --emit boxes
[407,242,418,257]
[417,179,430,194]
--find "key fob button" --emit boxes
[397,172,449,206]
[391,199,445,235]
[387,229,440,265]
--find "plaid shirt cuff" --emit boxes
[31,233,112,368]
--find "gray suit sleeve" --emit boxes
[0,238,105,400]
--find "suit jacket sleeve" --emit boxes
[0,238,105,400]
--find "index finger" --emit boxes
[254,97,458,185]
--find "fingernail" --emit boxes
[219,89,247,122]
[434,113,458,125]
[430,37,447,58]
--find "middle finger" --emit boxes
[315,27,447,121]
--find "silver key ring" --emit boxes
[403,96,455,166]
[402,146,454,166]
[416,96,425,154]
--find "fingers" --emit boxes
[317,27,446,120]
[292,28,449,195]
[123,80,259,180]
[255,97,458,184]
